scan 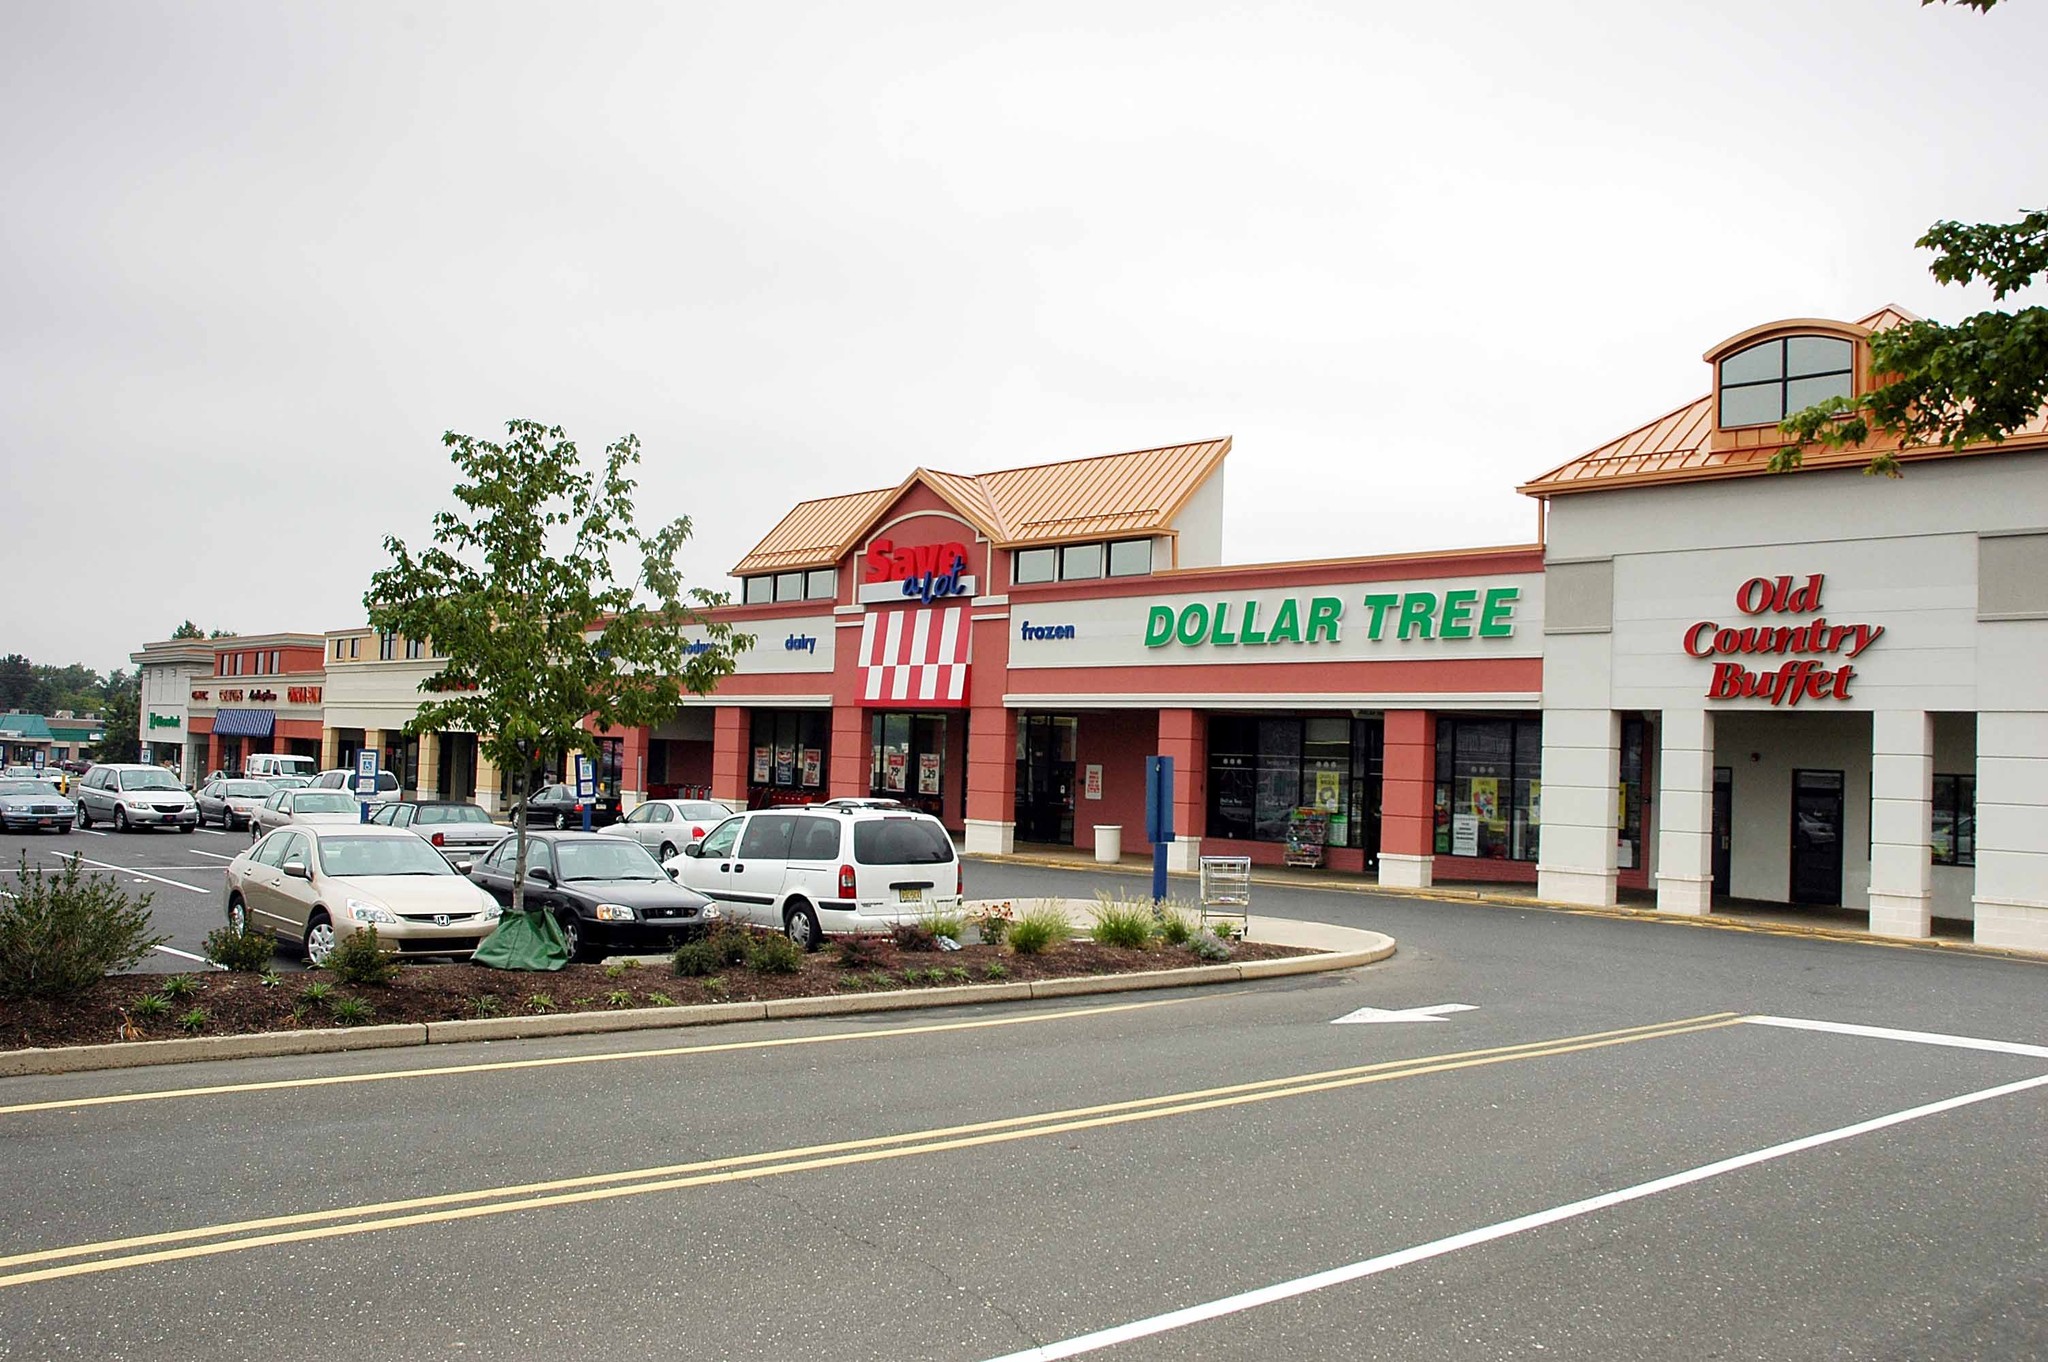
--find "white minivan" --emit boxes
[244,753,317,781]
[668,806,962,950]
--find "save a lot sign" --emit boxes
[1005,574,1542,670]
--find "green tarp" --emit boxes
[472,907,571,971]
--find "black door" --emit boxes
[1712,767,1732,898]
[1789,769,1844,905]
[1014,715,1076,844]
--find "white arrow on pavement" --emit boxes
[1332,1003,1477,1025]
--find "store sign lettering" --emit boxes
[860,537,977,604]
[147,712,180,729]
[1684,574,1882,706]
[1018,621,1076,641]
[248,688,277,702]
[287,686,322,704]
[784,634,818,654]
[190,690,208,701]
[1145,588,1518,649]
[218,689,244,702]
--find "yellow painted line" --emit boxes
[0,997,1197,1119]
[0,1013,1739,1287]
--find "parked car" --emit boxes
[601,798,734,861]
[0,777,75,833]
[226,824,503,965]
[369,800,505,862]
[668,805,961,950]
[248,787,365,840]
[311,768,402,802]
[522,782,622,829]
[266,775,314,790]
[74,764,199,832]
[6,764,68,795]
[244,753,318,782]
[468,830,717,962]
[3,765,38,780]
[196,777,282,830]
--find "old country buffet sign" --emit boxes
[858,537,978,605]
[1685,574,1882,706]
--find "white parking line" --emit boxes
[79,829,107,837]
[978,1071,2048,1362]
[67,858,210,895]
[184,849,239,862]
[152,945,224,970]
[1745,1015,2048,1060]
[198,829,225,837]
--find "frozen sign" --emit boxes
[1684,574,1883,706]
[858,537,978,605]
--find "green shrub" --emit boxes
[744,932,803,975]
[603,961,629,980]
[469,993,501,1019]
[203,922,277,973]
[605,989,634,1007]
[329,996,374,1025]
[645,991,676,1008]
[835,935,887,970]
[968,903,1013,946]
[298,980,332,1004]
[945,966,970,983]
[1090,894,1156,950]
[176,1007,208,1035]
[982,961,1008,981]
[1008,903,1072,956]
[1155,904,1195,946]
[671,939,721,977]
[890,921,937,952]
[0,855,167,1002]
[325,926,400,986]
[158,973,200,1000]
[1187,930,1233,962]
[701,976,730,1000]
[917,905,964,941]
[526,992,556,1013]
[130,993,171,1020]
[258,970,284,989]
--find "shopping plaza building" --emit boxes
[131,307,2048,951]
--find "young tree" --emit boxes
[366,420,749,970]
[169,621,204,639]
[1775,4,2042,474]
[97,685,140,764]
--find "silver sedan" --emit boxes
[247,787,367,841]
[196,777,280,831]
[600,798,735,862]
[0,778,74,833]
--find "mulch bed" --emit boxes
[0,935,1312,1052]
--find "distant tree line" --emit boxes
[0,655,131,718]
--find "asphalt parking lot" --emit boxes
[0,823,252,972]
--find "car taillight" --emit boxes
[838,864,856,898]
[690,826,704,840]
[956,861,964,898]
[431,832,445,847]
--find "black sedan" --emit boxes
[522,783,623,829]
[468,831,718,962]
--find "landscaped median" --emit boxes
[0,898,1394,1077]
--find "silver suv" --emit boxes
[75,764,199,833]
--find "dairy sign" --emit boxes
[1683,574,1882,706]
[858,537,978,605]
[1005,574,1542,669]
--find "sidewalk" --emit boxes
[969,844,2038,962]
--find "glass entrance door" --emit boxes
[1789,769,1844,905]
[1014,715,1076,844]
[1712,767,1732,898]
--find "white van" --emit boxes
[669,806,962,950]
[245,754,318,781]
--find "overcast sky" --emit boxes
[4,0,2043,677]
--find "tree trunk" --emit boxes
[509,758,529,919]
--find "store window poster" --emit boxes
[917,752,941,795]
[1313,769,1341,813]
[885,749,908,791]
[774,745,795,784]
[1470,776,1499,824]
[752,746,771,784]
[800,748,822,787]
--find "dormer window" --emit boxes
[1718,336,1854,429]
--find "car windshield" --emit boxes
[417,805,491,825]
[3,767,34,778]
[119,770,183,791]
[853,817,956,865]
[553,839,665,882]
[226,781,274,797]
[292,792,357,813]
[0,780,59,797]
[316,835,454,878]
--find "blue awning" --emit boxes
[213,709,275,738]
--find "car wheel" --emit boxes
[113,806,130,833]
[76,802,91,829]
[180,819,195,834]
[557,911,594,963]
[784,901,823,952]
[554,811,569,830]
[305,911,337,967]
[658,841,676,863]
[227,896,248,934]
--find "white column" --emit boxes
[1536,708,1621,907]
[1973,712,2048,952]
[1656,708,1714,916]
[1867,710,1934,938]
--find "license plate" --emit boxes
[896,887,924,904]
[36,819,52,828]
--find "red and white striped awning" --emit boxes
[859,605,970,708]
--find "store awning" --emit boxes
[213,709,275,738]
[858,604,970,708]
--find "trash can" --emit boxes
[1093,825,1122,863]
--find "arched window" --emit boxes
[1718,336,1854,428]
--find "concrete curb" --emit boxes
[0,935,1396,1078]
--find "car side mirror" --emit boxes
[282,861,311,880]
[454,860,473,875]
[527,867,555,886]
[684,843,702,858]
[664,864,679,880]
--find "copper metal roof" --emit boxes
[731,437,1230,574]
[1520,306,2048,497]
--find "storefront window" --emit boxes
[1931,774,1975,866]
[1617,715,1647,871]
[805,568,836,600]
[744,577,773,605]
[751,711,829,800]
[1434,717,1542,861]
[1207,715,1375,849]
[869,711,949,817]
[1060,543,1104,580]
